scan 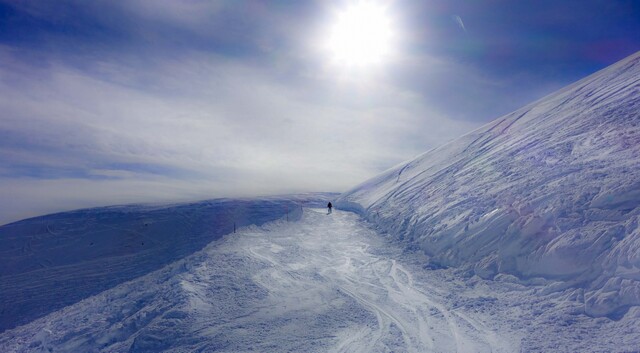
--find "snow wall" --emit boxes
[0,193,335,333]
[337,52,640,318]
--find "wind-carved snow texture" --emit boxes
[0,194,335,333]
[337,51,640,319]
[0,209,518,353]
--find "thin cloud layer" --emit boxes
[0,46,474,224]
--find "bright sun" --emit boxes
[326,2,394,67]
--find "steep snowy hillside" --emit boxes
[0,193,335,333]
[337,51,640,318]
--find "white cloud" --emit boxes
[0,40,477,224]
[0,1,603,226]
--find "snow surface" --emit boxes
[0,194,335,333]
[337,51,640,319]
[3,209,638,352]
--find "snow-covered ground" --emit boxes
[0,194,334,333]
[337,51,640,320]
[2,209,638,352]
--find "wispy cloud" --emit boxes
[0,44,476,224]
[452,15,467,33]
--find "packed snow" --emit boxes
[337,51,640,320]
[0,194,335,333]
[3,209,638,352]
[0,209,516,352]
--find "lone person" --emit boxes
[327,202,333,214]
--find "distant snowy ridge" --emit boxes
[337,51,640,318]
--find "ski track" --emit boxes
[0,209,516,352]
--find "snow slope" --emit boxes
[0,210,520,353]
[3,209,638,352]
[0,193,335,333]
[337,51,640,318]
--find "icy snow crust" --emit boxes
[337,51,640,318]
[0,193,335,333]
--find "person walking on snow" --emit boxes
[327,202,333,214]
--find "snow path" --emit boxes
[241,209,511,353]
[1,209,517,352]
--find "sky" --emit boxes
[0,0,639,224]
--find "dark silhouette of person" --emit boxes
[327,202,333,214]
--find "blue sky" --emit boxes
[1,0,639,224]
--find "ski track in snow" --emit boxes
[0,209,517,352]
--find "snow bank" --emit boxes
[0,193,335,332]
[337,51,640,318]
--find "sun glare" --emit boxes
[326,2,394,67]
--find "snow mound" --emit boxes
[337,51,640,318]
[0,193,335,333]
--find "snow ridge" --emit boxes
[0,193,335,333]
[337,51,640,318]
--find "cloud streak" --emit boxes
[452,15,467,33]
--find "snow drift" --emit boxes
[0,193,335,333]
[337,51,640,318]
